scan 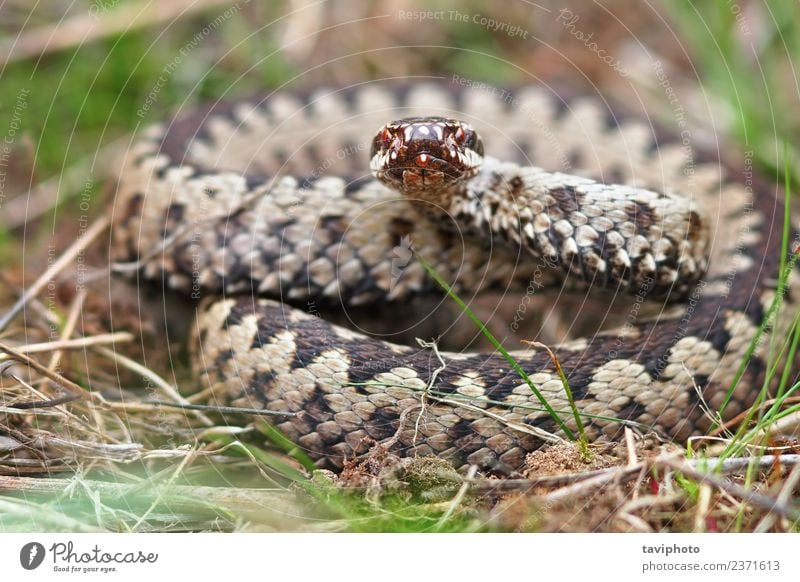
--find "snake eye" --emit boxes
[467,133,484,156]
[380,128,392,147]
[372,127,395,157]
[451,124,482,156]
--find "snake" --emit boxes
[110,82,800,475]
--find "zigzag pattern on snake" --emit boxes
[110,82,800,475]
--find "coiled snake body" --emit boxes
[111,83,799,474]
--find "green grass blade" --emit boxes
[415,253,576,440]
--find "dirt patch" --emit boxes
[523,441,621,477]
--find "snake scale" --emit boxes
[110,82,800,475]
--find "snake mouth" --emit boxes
[376,153,461,192]
[401,153,456,189]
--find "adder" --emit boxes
[110,82,800,475]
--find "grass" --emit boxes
[415,253,583,443]
[715,157,800,458]
[672,152,800,532]
[0,5,299,178]
[0,0,799,532]
[662,0,800,180]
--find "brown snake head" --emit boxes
[370,117,484,198]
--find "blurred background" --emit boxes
[0,0,797,233]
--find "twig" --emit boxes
[682,361,725,435]
[694,484,713,532]
[47,288,87,373]
[624,427,637,466]
[427,393,565,444]
[463,455,800,495]
[689,435,800,456]
[0,332,133,361]
[0,370,77,409]
[0,406,61,416]
[459,466,638,494]
[379,404,422,450]
[414,338,446,447]
[707,396,800,437]
[436,464,477,530]
[657,457,800,522]
[144,399,299,418]
[0,215,109,333]
[0,0,241,66]
[94,346,214,427]
[693,454,800,472]
[43,437,144,461]
[0,341,91,408]
[541,465,642,503]
[764,409,800,436]
[754,461,800,532]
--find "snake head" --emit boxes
[370,117,484,194]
